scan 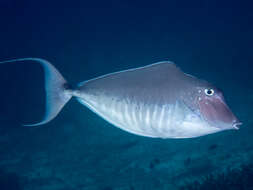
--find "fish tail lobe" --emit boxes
[0,58,72,126]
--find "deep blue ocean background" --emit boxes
[0,0,252,189]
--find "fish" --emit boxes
[0,58,242,138]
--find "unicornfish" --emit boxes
[0,58,242,138]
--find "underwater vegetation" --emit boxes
[180,163,253,190]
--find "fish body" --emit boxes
[0,58,241,138]
[76,62,218,138]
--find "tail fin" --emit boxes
[0,58,72,126]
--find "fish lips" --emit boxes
[198,95,242,130]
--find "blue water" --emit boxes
[0,0,252,189]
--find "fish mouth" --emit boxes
[232,122,243,130]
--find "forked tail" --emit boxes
[0,58,72,126]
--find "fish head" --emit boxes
[193,85,242,131]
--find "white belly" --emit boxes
[76,93,178,138]
[76,93,219,138]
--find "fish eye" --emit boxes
[204,88,214,96]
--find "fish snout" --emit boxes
[198,94,241,130]
[232,120,243,130]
